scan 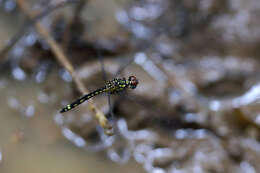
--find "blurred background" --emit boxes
[0,0,260,173]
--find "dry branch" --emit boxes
[0,0,78,62]
[16,0,113,136]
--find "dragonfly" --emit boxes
[60,76,139,113]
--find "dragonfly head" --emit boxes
[128,76,139,89]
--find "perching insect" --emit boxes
[60,76,139,113]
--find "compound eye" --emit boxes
[128,76,138,89]
[130,85,136,89]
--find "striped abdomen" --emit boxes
[60,87,107,113]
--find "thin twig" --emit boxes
[97,46,115,122]
[16,0,113,136]
[62,0,88,51]
[0,0,78,62]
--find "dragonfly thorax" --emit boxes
[105,76,138,94]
